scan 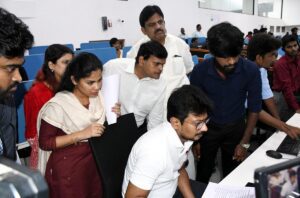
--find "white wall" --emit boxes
[282,0,300,25]
[1,0,298,48]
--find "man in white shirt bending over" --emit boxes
[103,41,167,132]
[122,85,211,198]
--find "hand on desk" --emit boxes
[283,124,300,139]
[233,144,247,162]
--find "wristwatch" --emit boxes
[240,143,250,149]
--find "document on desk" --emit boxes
[202,182,255,198]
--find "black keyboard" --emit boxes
[276,136,300,156]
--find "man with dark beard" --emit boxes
[0,8,34,160]
[190,22,262,183]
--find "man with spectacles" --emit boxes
[127,5,194,119]
[0,8,34,160]
[190,22,262,183]
[122,85,212,198]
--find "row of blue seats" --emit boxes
[29,44,74,55]
[184,37,206,46]
[24,46,132,80]
[28,41,112,55]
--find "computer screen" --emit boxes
[255,157,300,198]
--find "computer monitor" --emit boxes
[254,157,300,198]
[0,157,48,197]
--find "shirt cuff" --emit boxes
[130,173,155,191]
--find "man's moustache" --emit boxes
[8,82,20,90]
[155,29,164,34]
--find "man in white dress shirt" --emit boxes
[103,41,167,132]
[127,5,193,117]
[191,24,205,38]
[122,85,212,198]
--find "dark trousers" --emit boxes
[196,119,246,183]
[273,91,295,122]
[173,180,206,198]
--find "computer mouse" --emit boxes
[266,150,282,159]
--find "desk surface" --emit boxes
[190,48,209,53]
[220,114,300,186]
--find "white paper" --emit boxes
[101,74,120,125]
[202,182,255,198]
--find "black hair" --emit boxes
[0,8,34,58]
[58,52,102,92]
[139,5,164,28]
[291,27,298,33]
[191,38,198,43]
[37,44,74,91]
[109,37,119,47]
[196,24,202,30]
[253,29,259,35]
[247,33,281,61]
[207,22,244,58]
[281,35,298,50]
[259,27,267,33]
[167,85,213,123]
[180,28,185,34]
[135,40,168,64]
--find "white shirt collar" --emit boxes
[165,122,193,152]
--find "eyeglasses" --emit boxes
[146,19,165,28]
[0,65,22,74]
[186,118,210,130]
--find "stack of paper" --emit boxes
[202,182,255,198]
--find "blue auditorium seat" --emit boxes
[29,44,74,55]
[122,46,132,58]
[15,80,34,144]
[23,54,44,80]
[204,53,213,59]
[77,47,117,64]
[198,37,207,45]
[187,37,192,45]
[192,55,199,65]
[80,41,111,50]
[28,45,48,55]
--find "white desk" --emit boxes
[220,113,300,186]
